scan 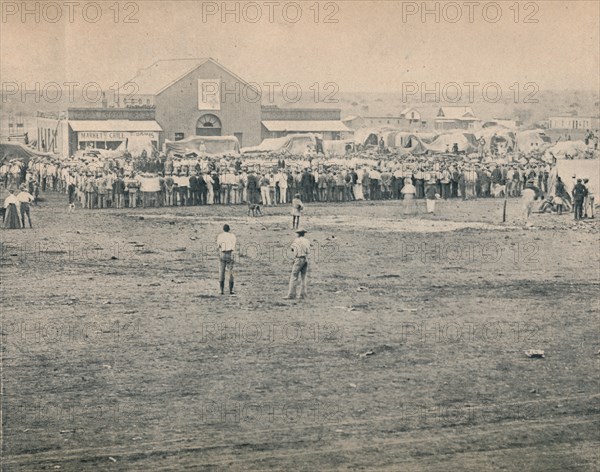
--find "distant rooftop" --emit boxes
[437,106,477,120]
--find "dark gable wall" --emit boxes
[155,61,262,147]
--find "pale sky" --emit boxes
[1,1,599,94]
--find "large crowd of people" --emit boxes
[0,153,561,207]
[1,141,597,227]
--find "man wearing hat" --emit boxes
[16,186,35,228]
[217,224,237,295]
[572,178,588,220]
[284,229,310,300]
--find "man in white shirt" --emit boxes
[174,173,189,206]
[284,228,310,300]
[216,224,237,295]
[506,167,515,197]
[17,187,35,228]
[277,170,288,204]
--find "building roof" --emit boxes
[121,58,257,96]
[400,107,420,116]
[437,106,477,120]
[69,120,163,132]
[121,58,208,95]
[262,121,351,132]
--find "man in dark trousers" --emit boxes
[198,172,208,205]
[300,169,312,203]
[247,171,259,204]
[284,228,310,300]
[189,173,199,206]
[572,178,588,220]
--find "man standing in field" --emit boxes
[582,178,594,219]
[572,179,588,220]
[17,186,35,228]
[217,224,237,295]
[284,229,310,300]
[522,179,541,226]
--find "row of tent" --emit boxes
[237,128,557,157]
[76,129,591,161]
[353,127,555,156]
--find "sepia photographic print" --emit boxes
[1,1,599,470]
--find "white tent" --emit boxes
[117,136,156,157]
[353,128,381,146]
[474,127,516,154]
[427,132,478,153]
[165,136,240,156]
[545,140,589,159]
[550,159,600,199]
[323,139,354,156]
[390,132,429,155]
[241,134,317,156]
[516,130,552,153]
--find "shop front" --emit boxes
[69,120,163,156]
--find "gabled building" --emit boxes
[434,106,480,130]
[400,107,421,123]
[118,58,262,147]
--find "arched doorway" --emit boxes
[196,114,222,137]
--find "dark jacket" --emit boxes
[572,183,588,201]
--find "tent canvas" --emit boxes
[323,139,354,156]
[427,132,478,153]
[516,130,551,153]
[412,132,438,144]
[241,136,291,154]
[475,127,516,153]
[284,134,317,155]
[242,134,317,156]
[116,136,157,157]
[353,128,381,146]
[391,133,429,155]
[549,159,599,199]
[545,140,589,159]
[382,130,402,148]
[0,142,54,165]
[165,136,240,156]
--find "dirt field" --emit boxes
[1,192,599,471]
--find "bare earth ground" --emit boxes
[1,192,599,472]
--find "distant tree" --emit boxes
[514,108,533,124]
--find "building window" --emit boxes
[146,99,151,105]
[196,114,222,136]
[197,114,221,128]
[175,132,185,141]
